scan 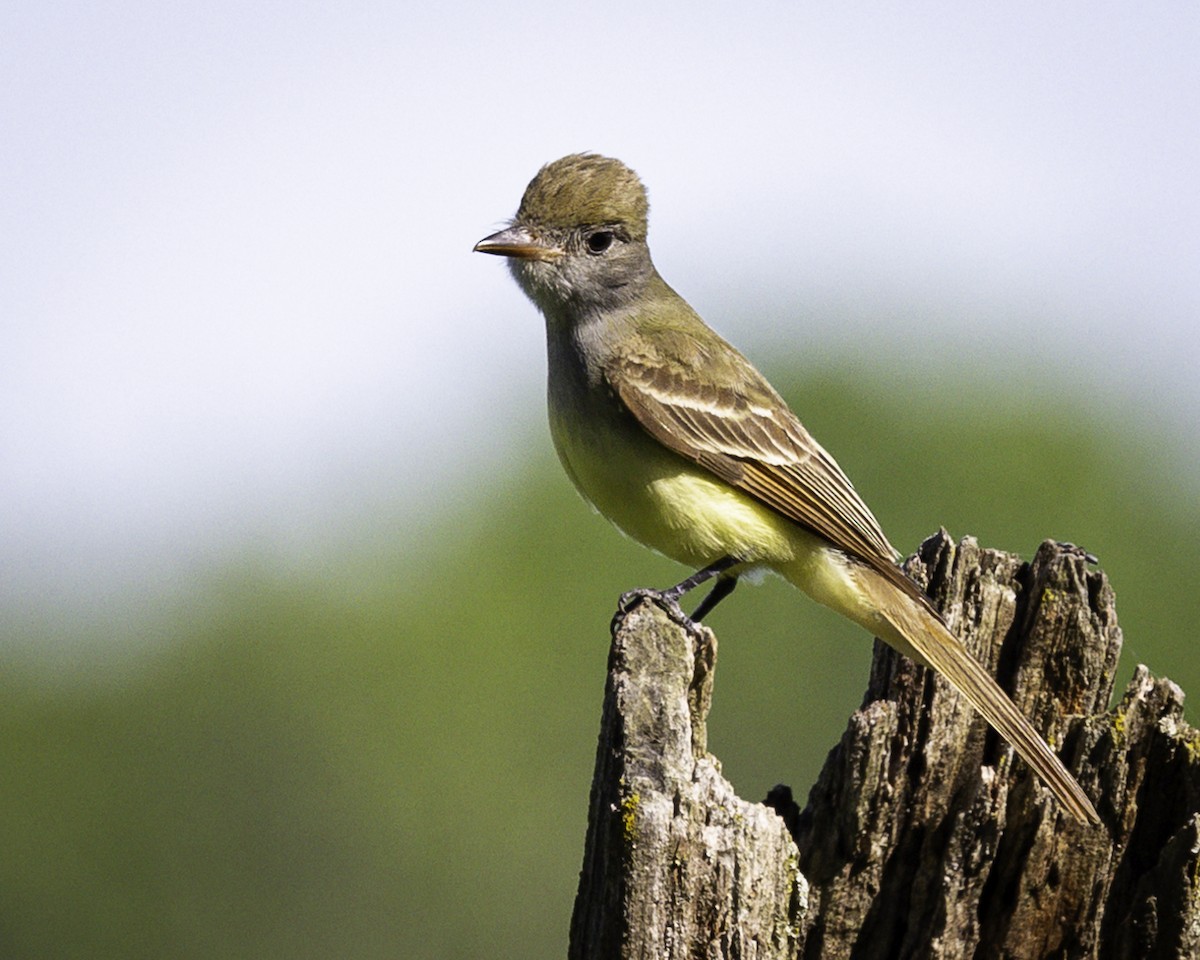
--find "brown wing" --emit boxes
[609,351,926,600]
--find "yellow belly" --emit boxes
[548,396,878,625]
[549,401,800,568]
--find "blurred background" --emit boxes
[2,3,1197,957]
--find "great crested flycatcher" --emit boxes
[474,153,1099,825]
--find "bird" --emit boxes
[473,152,1099,826]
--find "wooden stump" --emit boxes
[568,532,1200,960]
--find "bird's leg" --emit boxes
[661,555,740,603]
[617,556,740,628]
[690,576,738,622]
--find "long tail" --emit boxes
[860,570,1100,826]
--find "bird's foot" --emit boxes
[612,558,742,634]
[613,588,704,636]
[1055,541,1099,564]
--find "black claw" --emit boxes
[617,587,673,615]
[613,588,698,633]
[1056,541,1099,564]
[613,556,743,633]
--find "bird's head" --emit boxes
[474,153,655,319]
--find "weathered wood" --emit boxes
[568,597,807,960]
[569,532,1200,959]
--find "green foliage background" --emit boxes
[2,366,1196,959]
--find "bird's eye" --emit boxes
[585,231,615,254]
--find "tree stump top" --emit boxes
[569,532,1200,960]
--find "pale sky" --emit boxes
[3,3,1197,632]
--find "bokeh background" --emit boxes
[3,3,1197,958]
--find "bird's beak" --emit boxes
[473,225,562,262]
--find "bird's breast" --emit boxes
[546,371,801,570]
